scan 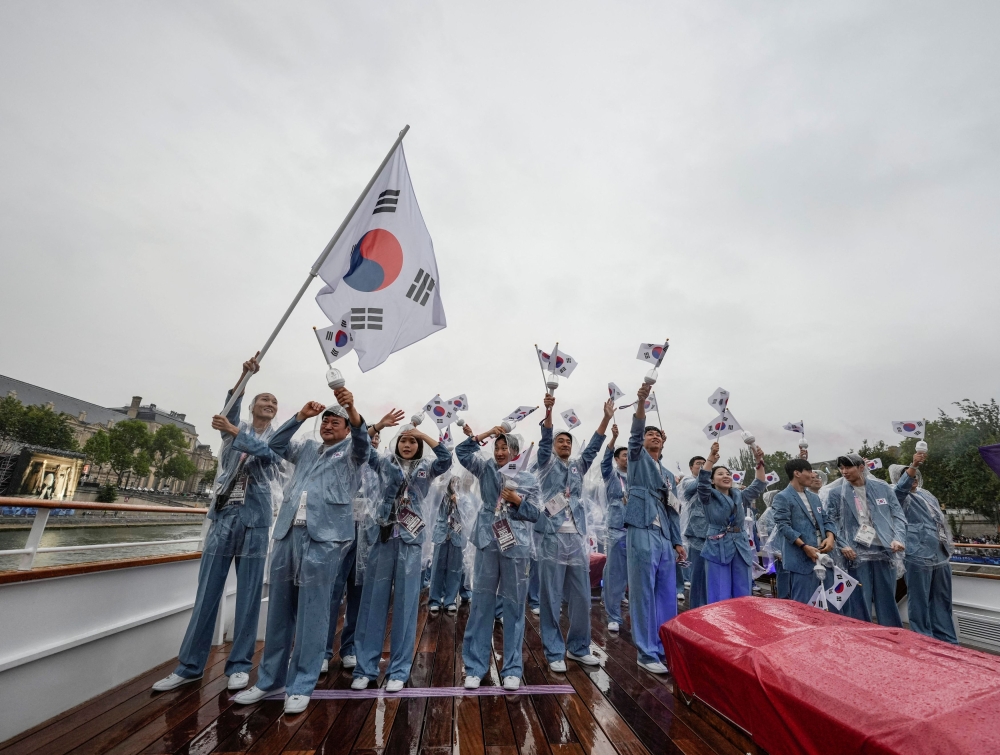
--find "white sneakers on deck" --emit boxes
[502,676,520,691]
[233,685,279,704]
[351,677,370,690]
[151,673,201,692]
[677,593,686,602]
[320,660,329,675]
[386,679,405,693]
[227,672,249,691]
[429,604,441,614]
[607,621,620,632]
[284,695,310,714]
[341,655,357,669]
[464,675,481,690]
[446,604,458,614]
[549,660,567,673]
[567,652,600,666]
[531,607,540,616]
[637,660,669,675]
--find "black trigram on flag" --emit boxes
[373,190,399,215]
[350,307,383,330]
[406,268,435,306]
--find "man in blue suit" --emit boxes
[600,425,629,632]
[679,455,708,608]
[772,458,837,603]
[625,383,686,674]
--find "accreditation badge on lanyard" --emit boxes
[545,490,570,518]
[492,518,517,551]
[398,506,426,537]
[228,454,249,504]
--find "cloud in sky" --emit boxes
[1,1,998,469]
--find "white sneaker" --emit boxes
[446,604,458,614]
[637,660,669,675]
[152,673,200,692]
[351,676,370,690]
[429,604,441,614]
[464,675,481,690]
[531,607,540,615]
[284,694,310,714]
[386,679,404,692]
[502,676,520,691]
[234,685,278,704]
[677,593,686,602]
[567,652,600,666]
[607,621,620,632]
[549,660,567,673]
[683,581,692,588]
[342,655,357,669]
[320,659,329,675]
[227,672,249,690]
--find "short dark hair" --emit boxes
[554,430,573,443]
[614,446,627,459]
[711,465,730,477]
[689,455,706,468]
[644,426,664,439]
[785,458,812,478]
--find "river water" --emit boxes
[0,523,203,571]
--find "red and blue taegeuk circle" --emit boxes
[541,352,565,368]
[334,331,349,348]
[714,421,726,431]
[833,583,845,594]
[343,229,403,292]
[433,406,447,417]
[451,399,464,409]
[902,422,917,432]
[651,346,664,360]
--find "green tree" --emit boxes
[201,460,218,485]
[82,429,112,466]
[0,395,78,451]
[856,439,901,483]
[161,453,198,486]
[0,395,23,444]
[106,420,151,485]
[725,447,793,514]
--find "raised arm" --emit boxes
[600,445,615,481]
[456,436,488,479]
[581,399,614,473]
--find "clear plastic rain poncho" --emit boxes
[888,464,954,568]
[756,490,782,561]
[583,458,610,553]
[819,460,907,569]
[531,427,605,568]
[204,392,288,560]
[428,467,482,583]
[354,425,453,584]
[268,404,372,586]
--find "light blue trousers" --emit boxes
[353,536,423,683]
[788,568,835,605]
[463,541,529,680]
[527,558,540,609]
[774,558,791,600]
[325,535,362,660]
[852,559,902,627]
[905,561,958,643]
[428,537,465,608]
[688,546,708,609]
[538,536,592,663]
[626,526,677,666]
[174,510,266,679]
[705,557,752,604]
[602,530,627,624]
[255,530,350,696]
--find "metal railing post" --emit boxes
[18,508,50,571]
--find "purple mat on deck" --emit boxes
[259,684,575,700]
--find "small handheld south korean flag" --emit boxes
[423,395,456,427]
[499,442,535,478]
[866,458,883,471]
[608,383,625,402]
[808,583,829,611]
[783,421,805,436]
[703,410,743,440]
[731,470,746,485]
[504,406,539,424]
[536,345,579,377]
[445,394,469,413]
[637,342,668,366]
[313,313,356,364]
[707,387,730,412]
[825,565,858,607]
[764,471,780,487]
[560,408,582,430]
[892,420,925,439]
[439,426,454,447]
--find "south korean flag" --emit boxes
[825,565,858,607]
[808,583,829,611]
[560,408,582,430]
[313,313,356,364]
[608,382,625,402]
[892,420,925,439]
[764,471,780,487]
[707,387,730,412]
[504,406,538,423]
[703,410,743,440]
[636,342,668,366]
[446,394,469,413]
[423,395,456,427]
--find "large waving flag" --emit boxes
[314,142,445,371]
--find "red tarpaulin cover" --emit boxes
[589,552,606,590]
[660,597,1000,755]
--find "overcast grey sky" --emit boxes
[1,1,998,469]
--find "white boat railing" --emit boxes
[0,496,210,571]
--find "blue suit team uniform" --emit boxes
[893,472,958,644]
[174,392,277,681]
[456,437,540,681]
[824,477,907,626]
[696,470,766,604]
[624,415,683,666]
[428,481,469,610]
[533,425,604,663]
[771,485,837,604]
[600,447,628,625]
[237,413,371,697]
[353,444,452,684]
[679,477,709,609]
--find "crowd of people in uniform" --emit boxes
[149,357,959,715]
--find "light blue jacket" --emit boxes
[456,437,540,560]
[533,425,604,537]
[600,446,628,532]
[364,444,452,546]
[696,469,765,567]
[238,414,371,543]
[624,414,682,547]
[772,485,836,575]
[680,476,708,549]
[824,477,906,561]
[209,391,278,528]
[431,481,469,548]
[893,473,953,568]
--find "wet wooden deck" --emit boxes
[0,595,755,755]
